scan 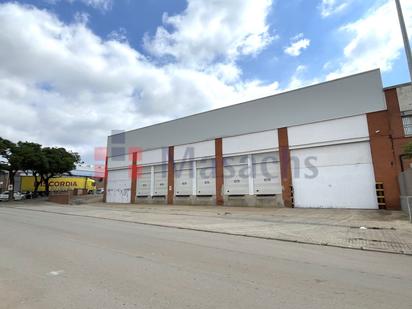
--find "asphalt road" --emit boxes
[0,207,411,309]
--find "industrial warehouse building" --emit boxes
[104,69,412,210]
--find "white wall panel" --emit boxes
[196,159,215,195]
[175,161,193,196]
[288,115,369,149]
[196,168,215,195]
[136,166,151,196]
[223,130,278,155]
[291,142,377,209]
[291,142,372,167]
[140,148,168,165]
[153,164,168,196]
[252,152,281,195]
[224,155,249,195]
[175,140,215,161]
[106,169,131,203]
[175,169,193,195]
[108,154,132,170]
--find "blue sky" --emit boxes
[14,0,411,87]
[0,0,411,162]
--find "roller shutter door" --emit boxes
[106,169,131,203]
[224,155,249,195]
[253,152,281,195]
[153,164,167,196]
[291,142,378,209]
[196,159,215,195]
[175,162,193,196]
[137,166,151,197]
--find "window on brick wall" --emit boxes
[402,115,412,136]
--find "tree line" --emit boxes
[0,137,81,200]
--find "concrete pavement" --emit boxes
[6,201,412,255]
[0,206,411,309]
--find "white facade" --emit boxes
[289,115,377,209]
[223,130,278,156]
[288,115,370,149]
[105,71,387,208]
[107,115,378,207]
[106,169,131,203]
[175,140,215,161]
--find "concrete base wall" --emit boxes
[136,196,167,205]
[224,195,283,207]
[134,195,283,207]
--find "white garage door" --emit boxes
[253,152,281,195]
[196,159,215,195]
[106,169,131,203]
[224,155,249,195]
[153,164,168,196]
[175,162,193,196]
[137,166,151,197]
[291,142,378,209]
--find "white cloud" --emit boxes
[284,33,311,57]
[326,0,412,80]
[0,2,279,162]
[143,0,274,68]
[319,0,351,18]
[81,0,112,11]
[46,0,112,11]
[287,65,320,90]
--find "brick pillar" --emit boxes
[103,156,108,203]
[385,89,404,140]
[278,128,293,208]
[367,111,401,210]
[384,88,410,175]
[215,138,224,206]
[167,146,174,205]
[130,152,138,204]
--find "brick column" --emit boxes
[367,111,400,210]
[215,138,224,206]
[103,156,108,203]
[130,152,138,204]
[384,88,412,175]
[167,146,174,205]
[278,128,293,208]
[385,89,404,140]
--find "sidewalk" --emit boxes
[6,201,412,255]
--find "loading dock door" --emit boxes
[175,162,193,196]
[153,164,168,196]
[291,142,378,209]
[137,166,151,196]
[253,152,281,195]
[224,155,249,195]
[106,169,131,203]
[196,159,215,195]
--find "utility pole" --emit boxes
[395,0,412,82]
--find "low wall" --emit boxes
[134,194,283,207]
[48,191,72,204]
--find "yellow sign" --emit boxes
[20,176,96,192]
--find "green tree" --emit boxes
[40,147,81,195]
[18,142,47,194]
[0,138,22,200]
